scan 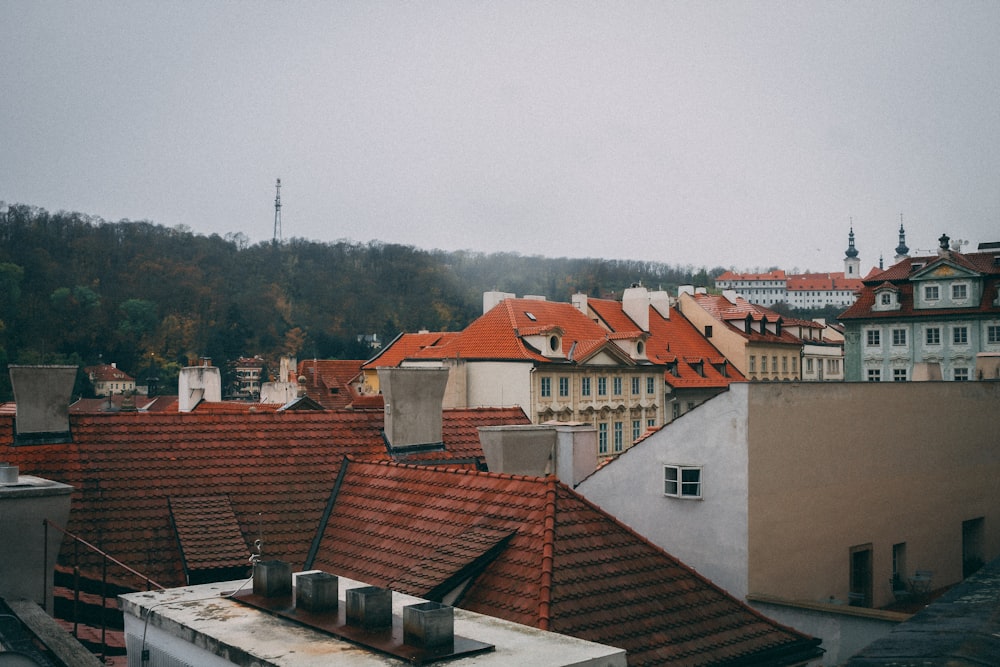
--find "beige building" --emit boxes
[83,362,135,396]
[577,381,1000,664]
[677,287,804,381]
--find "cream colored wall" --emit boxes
[747,381,1000,608]
[745,342,800,381]
[677,293,749,374]
[465,361,533,413]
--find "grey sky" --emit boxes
[3,1,998,272]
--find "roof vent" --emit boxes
[234,562,492,663]
[9,365,76,445]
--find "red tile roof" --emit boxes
[309,459,821,667]
[295,359,367,409]
[362,332,461,369]
[840,250,1000,320]
[716,270,787,282]
[0,407,529,590]
[403,299,615,363]
[690,294,804,346]
[83,364,134,383]
[168,495,249,574]
[785,271,863,292]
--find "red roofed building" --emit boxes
[295,358,368,409]
[839,235,1000,381]
[307,458,822,667]
[678,287,806,381]
[83,363,135,397]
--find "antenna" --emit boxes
[273,178,282,244]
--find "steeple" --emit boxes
[844,224,860,277]
[894,215,909,262]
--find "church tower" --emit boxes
[894,216,909,263]
[844,226,860,277]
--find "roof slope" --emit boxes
[589,299,744,389]
[0,407,529,589]
[309,459,821,667]
[690,294,803,346]
[295,359,366,409]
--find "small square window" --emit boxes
[925,285,940,300]
[954,368,969,381]
[952,283,967,300]
[880,293,891,305]
[893,368,907,382]
[892,329,906,346]
[867,330,881,346]
[926,328,941,345]
[954,326,968,345]
[989,325,1000,344]
[664,465,701,499]
[867,369,881,382]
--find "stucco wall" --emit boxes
[466,361,533,415]
[576,385,750,596]
[747,381,1000,608]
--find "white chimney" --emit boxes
[483,291,515,314]
[722,289,739,304]
[695,287,708,295]
[571,293,588,314]
[622,285,650,332]
[649,290,671,319]
[678,285,695,297]
[178,364,222,412]
[478,423,598,486]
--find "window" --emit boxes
[598,423,608,454]
[850,544,873,608]
[704,325,713,338]
[782,356,788,373]
[892,543,907,592]
[925,285,940,300]
[558,376,569,397]
[893,368,907,382]
[772,356,778,374]
[664,465,701,499]
[632,420,641,443]
[761,356,767,373]
[581,377,591,396]
[597,377,607,396]
[672,403,680,419]
[989,325,1000,344]
[926,327,941,345]
[613,422,623,452]
[954,368,969,381]
[631,377,640,395]
[646,376,655,394]
[828,359,840,374]
[792,357,797,373]
[749,355,756,373]
[952,283,967,300]
[954,326,968,345]
[880,293,891,305]
[647,418,655,428]
[540,377,551,397]
[867,369,881,382]
[806,358,813,373]
[613,377,622,395]
[866,330,880,346]
[892,329,907,346]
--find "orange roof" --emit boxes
[362,332,461,369]
[309,459,821,667]
[83,364,134,383]
[0,406,529,589]
[407,299,614,363]
[691,293,803,346]
[716,269,787,281]
[785,271,863,292]
[588,298,744,388]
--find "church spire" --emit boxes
[894,214,909,262]
[844,222,861,277]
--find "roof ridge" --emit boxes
[538,475,557,631]
[351,457,557,485]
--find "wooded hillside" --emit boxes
[0,203,725,399]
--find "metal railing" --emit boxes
[43,519,166,661]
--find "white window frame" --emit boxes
[664,464,702,499]
[892,329,906,346]
[925,285,940,301]
[953,326,969,345]
[952,283,968,300]
[926,327,941,346]
[866,329,881,346]
[987,325,1000,344]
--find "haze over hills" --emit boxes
[0,203,733,400]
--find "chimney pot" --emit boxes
[346,586,392,630]
[252,560,292,598]
[403,601,455,648]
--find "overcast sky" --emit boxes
[3,1,998,272]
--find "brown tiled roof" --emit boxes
[83,364,134,383]
[839,250,1000,321]
[309,459,821,667]
[295,359,366,409]
[362,332,461,369]
[691,294,803,346]
[716,270,787,282]
[168,495,248,573]
[0,407,529,589]
[785,271,863,292]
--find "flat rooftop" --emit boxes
[120,575,626,667]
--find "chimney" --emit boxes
[571,292,588,315]
[0,465,73,613]
[479,423,598,486]
[677,285,694,297]
[622,284,650,332]
[378,367,449,449]
[938,233,951,256]
[722,289,739,304]
[483,291,515,314]
[9,365,77,445]
[178,363,222,412]
[649,290,671,319]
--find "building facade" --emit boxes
[840,236,1000,382]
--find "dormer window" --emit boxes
[636,340,645,354]
[549,335,559,352]
[880,293,892,306]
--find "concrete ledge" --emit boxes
[747,593,912,622]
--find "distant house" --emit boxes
[677,288,805,381]
[307,458,822,666]
[367,286,741,458]
[231,355,265,399]
[839,235,1000,382]
[83,363,135,396]
[576,380,1000,663]
[296,358,369,409]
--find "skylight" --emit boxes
[525,312,537,321]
